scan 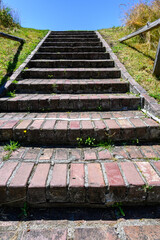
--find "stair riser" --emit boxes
[1,125,160,145]
[23,70,121,79]
[38,47,106,53]
[0,98,141,112]
[33,53,110,60]
[45,38,100,42]
[50,31,95,34]
[42,42,102,47]
[12,83,129,94]
[47,35,98,39]
[28,60,114,68]
[48,34,98,39]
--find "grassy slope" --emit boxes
[0,27,48,85]
[99,27,160,103]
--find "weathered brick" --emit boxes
[21,229,67,240]
[104,162,126,201]
[125,146,144,159]
[117,119,135,140]
[0,162,18,203]
[98,149,112,160]
[84,149,97,160]
[124,225,160,240]
[69,163,85,202]
[120,162,145,201]
[48,164,68,202]
[39,148,53,160]
[140,146,158,159]
[87,163,105,203]
[68,120,81,143]
[0,120,19,141]
[136,162,160,202]
[8,162,34,204]
[54,149,68,160]
[105,119,121,141]
[28,163,50,203]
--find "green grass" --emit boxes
[0,27,48,86]
[98,27,160,103]
[3,140,20,160]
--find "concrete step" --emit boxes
[45,38,100,42]
[1,159,160,206]
[38,46,106,53]
[0,111,159,145]
[0,93,141,112]
[33,52,110,60]
[28,60,114,68]
[22,68,121,79]
[11,79,129,94]
[42,42,102,47]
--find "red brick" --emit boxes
[112,147,128,159]
[94,120,106,129]
[15,119,32,130]
[24,148,40,160]
[136,162,160,185]
[143,118,159,127]
[81,120,93,129]
[104,162,124,186]
[70,149,81,160]
[75,227,118,240]
[42,120,56,129]
[69,120,80,129]
[125,146,144,159]
[8,162,34,203]
[39,148,53,160]
[0,162,18,203]
[55,120,68,129]
[48,164,67,202]
[153,162,160,174]
[118,119,133,128]
[98,149,112,160]
[9,148,26,160]
[21,229,67,240]
[124,225,160,240]
[140,146,158,159]
[153,145,160,155]
[87,163,105,203]
[105,119,121,140]
[69,163,85,202]
[54,149,68,160]
[120,162,145,201]
[84,150,97,160]
[29,120,44,130]
[28,163,50,203]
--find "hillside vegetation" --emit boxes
[99,0,160,103]
[0,2,48,86]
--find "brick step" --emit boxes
[42,42,102,47]
[11,79,129,94]
[1,142,160,162]
[38,46,106,53]
[48,35,98,39]
[22,68,121,79]
[0,111,159,144]
[1,160,160,206]
[28,59,114,68]
[33,52,109,60]
[50,31,95,34]
[45,38,100,42]
[0,94,141,112]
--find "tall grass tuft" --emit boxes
[0,1,20,28]
[124,0,160,49]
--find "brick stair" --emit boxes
[0,30,160,207]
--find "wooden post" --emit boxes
[153,39,160,78]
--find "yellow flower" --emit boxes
[24,130,27,133]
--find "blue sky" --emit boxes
[3,0,140,30]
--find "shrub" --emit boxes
[0,1,20,28]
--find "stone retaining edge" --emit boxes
[0,31,51,97]
[96,31,160,118]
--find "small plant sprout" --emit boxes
[12,80,18,84]
[7,90,16,98]
[85,137,95,146]
[48,75,54,78]
[112,202,125,217]
[3,141,20,161]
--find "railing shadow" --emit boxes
[123,42,155,61]
[0,41,24,86]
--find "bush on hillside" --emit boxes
[0,1,20,28]
[124,0,160,48]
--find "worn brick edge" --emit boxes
[96,31,160,118]
[0,30,51,97]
